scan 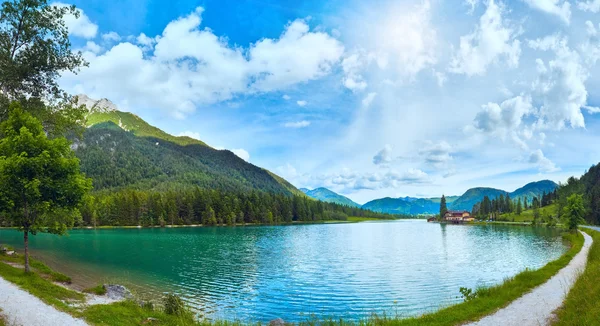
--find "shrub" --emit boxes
[163,293,185,316]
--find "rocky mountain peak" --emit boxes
[76,94,118,113]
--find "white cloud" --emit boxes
[283,120,311,128]
[373,145,393,165]
[282,94,291,100]
[83,41,102,54]
[529,149,559,172]
[231,148,250,161]
[465,0,480,13]
[529,36,588,130]
[583,105,600,113]
[578,0,600,12]
[178,131,201,140]
[523,0,571,24]
[137,33,156,48]
[102,32,121,42]
[362,92,377,108]
[450,0,521,76]
[248,19,344,91]
[52,2,98,39]
[342,53,369,91]
[296,100,307,107]
[276,163,298,180]
[419,141,454,167]
[61,7,343,119]
[473,95,533,137]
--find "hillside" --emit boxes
[362,197,440,215]
[75,96,302,195]
[449,187,508,211]
[510,180,558,201]
[301,188,360,207]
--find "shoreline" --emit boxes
[0,226,586,325]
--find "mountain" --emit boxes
[449,187,508,211]
[510,180,558,201]
[301,188,360,207]
[75,95,304,196]
[361,195,459,215]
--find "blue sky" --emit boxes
[58,0,600,204]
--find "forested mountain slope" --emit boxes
[75,96,303,196]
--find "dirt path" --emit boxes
[467,230,592,326]
[0,276,88,326]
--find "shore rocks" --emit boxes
[269,318,285,326]
[103,284,133,300]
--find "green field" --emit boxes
[496,204,558,223]
[553,228,600,325]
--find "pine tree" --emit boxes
[439,195,448,220]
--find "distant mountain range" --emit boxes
[303,180,558,215]
[300,188,361,207]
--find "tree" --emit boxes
[516,198,523,215]
[0,0,88,137]
[563,194,585,231]
[439,195,448,220]
[0,104,91,272]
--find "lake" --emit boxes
[0,220,567,322]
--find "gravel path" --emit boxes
[0,276,88,326]
[467,230,592,326]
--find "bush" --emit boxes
[84,285,107,295]
[163,293,185,316]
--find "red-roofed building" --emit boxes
[444,210,473,223]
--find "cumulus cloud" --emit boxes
[282,94,291,100]
[529,149,559,172]
[101,31,121,42]
[450,0,521,76]
[578,0,600,12]
[473,95,533,142]
[83,41,102,54]
[53,2,98,38]
[523,0,571,24]
[373,145,393,165]
[60,7,344,119]
[529,35,588,130]
[283,120,311,128]
[341,53,369,91]
[296,100,307,107]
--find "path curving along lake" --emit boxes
[0,220,568,322]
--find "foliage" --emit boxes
[163,293,186,316]
[71,187,389,227]
[439,195,448,220]
[0,0,86,100]
[458,287,477,302]
[563,194,585,231]
[553,228,600,325]
[0,104,92,271]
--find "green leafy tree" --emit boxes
[0,0,88,136]
[563,194,585,231]
[516,198,523,215]
[0,104,91,272]
[439,195,448,220]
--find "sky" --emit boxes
[57,0,600,204]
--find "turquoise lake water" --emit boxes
[0,220,567,322]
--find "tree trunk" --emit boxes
[24,230,30,273]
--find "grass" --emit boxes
[84,284,107,295]
[497,204,558,223]
[0,251,71,283]
[0,261,83,313]
[81,300,199,326]
[553,228,600,325]
[346,216,393,222]
[0,308,5,326]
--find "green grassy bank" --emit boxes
[552,228,600,325]
[0,229,584,326]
